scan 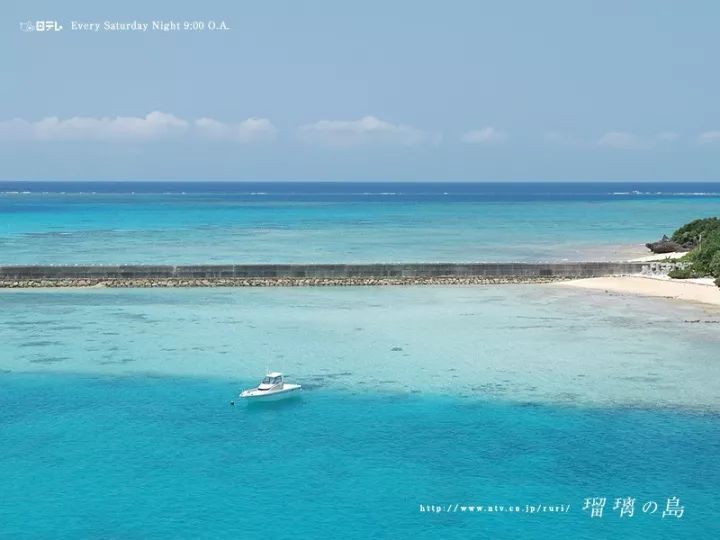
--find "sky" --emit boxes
[1,0,719,181]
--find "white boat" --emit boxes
[239,372,302,401]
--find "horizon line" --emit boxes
[2,179,720,184]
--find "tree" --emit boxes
[668,217,720,288]
[671,218,720,246]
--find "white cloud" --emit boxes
[461,127,507,144]
[194,117,276,142]
[546,130,681,148]
[297,116,440,147]
[0,112,276,143]
[597,130,684,149]
[698,131,720,144]
[597,131,647,150]
[0,111,188,141]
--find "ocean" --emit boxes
[2,181,720,264]
[1,182,719,539]
[1,372,717,539]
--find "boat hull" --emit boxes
[240,384,302,401]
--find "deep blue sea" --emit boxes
[1,373,718,540]
[1,182,719,539]
[2,181,720,264]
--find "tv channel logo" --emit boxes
[20,21,63,32]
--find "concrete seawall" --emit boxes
[0,262,649,288]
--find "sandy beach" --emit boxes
[628,251,688,262]
[558,274,720,307]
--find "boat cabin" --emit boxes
[258,372,284,390]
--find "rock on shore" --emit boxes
[645,235,694,254]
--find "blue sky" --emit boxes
[1,0,719,181]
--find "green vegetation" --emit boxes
[667,218,720,287]
[670,217,720,245]
[667,266,706,279]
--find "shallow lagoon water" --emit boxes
[2,286,720,538]
[2,286,719,410]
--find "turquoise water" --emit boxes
[2,286,719,409]
[2,182,720,263]
[2,182,720,538]
[1,373,717,540]
[1,286,719,538]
